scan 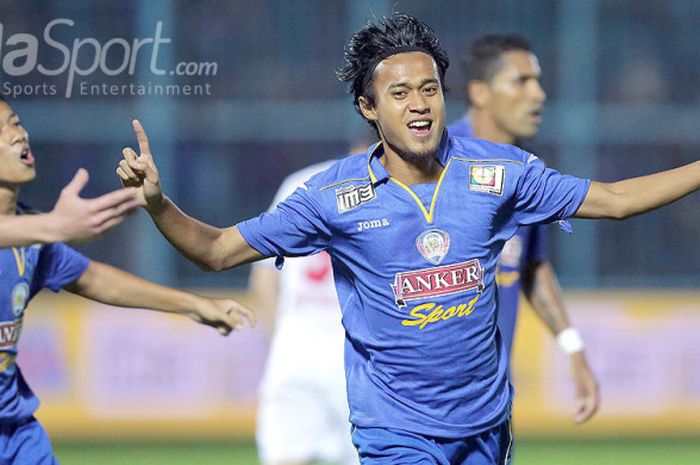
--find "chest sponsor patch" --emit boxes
[469,165,505,195]
[336,182,376,213]
[391,259,484,308]
[0,319,22,349]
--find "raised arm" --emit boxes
[0,169,139,247]
[575,161,700,219]
[116,120,263,271]
[65,260,255,335]
[522,260,599,424]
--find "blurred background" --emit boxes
[2,0,700,463]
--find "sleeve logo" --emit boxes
[336,183,376,213]
[469,165,505,195]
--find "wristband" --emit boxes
[557,327,585,355]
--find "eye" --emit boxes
[392,90,407,99]
[423,86,438,95]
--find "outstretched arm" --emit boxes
[116,120,263,271]
[522,261,600,424]
[64,260,255,335]
[0,169,139,247]
[575,161,700,219]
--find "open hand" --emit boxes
[50,168,140,242]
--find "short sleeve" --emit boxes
[514,154,590,226]
[33,243,90,293]
[237,185,332,259]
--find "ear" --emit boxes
[467,80,490,109]
[358,96,378,122]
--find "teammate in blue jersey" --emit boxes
[448,34,599,424]
[0,98,254,464]
[119,14,700,465]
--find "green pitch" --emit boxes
[54,438,700,465]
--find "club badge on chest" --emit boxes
[416,228,450,265]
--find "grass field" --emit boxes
[53,438,700,464]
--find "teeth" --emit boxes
[409,121,430,129]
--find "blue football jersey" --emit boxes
[0,221,89,423]
[238,135,589,438]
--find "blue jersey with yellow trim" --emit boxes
[238,135,589,438]
[0,214,89,423]
[448,116,549,361]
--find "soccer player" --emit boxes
[0,96,141,248]
[118,14,700,465]
[0,98,254,464]
[252,161,356,465]
[449,34,599,423]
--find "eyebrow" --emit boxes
[388,78,439,90]
[6,113,16,123]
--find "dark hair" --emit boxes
[337,13,449,125]
[463,34,532,83]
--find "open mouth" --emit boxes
[19,147,35,166]
[407,119,433,138]
[529,109,543,124]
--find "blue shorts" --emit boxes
[351,419,512,465]
[0,417,58,465]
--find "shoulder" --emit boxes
[303,152,372,192]
[449,136,531,166]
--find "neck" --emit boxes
[0,186,19,216]
[379,140,443,185]
[467,109,515,145]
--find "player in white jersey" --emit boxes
[252,161,357,465]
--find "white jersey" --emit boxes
[256,161,356,465]
[257,160,342,325]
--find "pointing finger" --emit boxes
[132,119,151,156]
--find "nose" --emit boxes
[9,125,27,145]
[408,91,430,114]
[532,80,546,103]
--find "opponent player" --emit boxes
[252,160,356,465]
[0,96,141,248]
[118,14,700,464]
[0,98,254,464]
[449,34,599,423]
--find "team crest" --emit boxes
[11,282,29,318]
[469,165,505,195]
[416,228,450,265]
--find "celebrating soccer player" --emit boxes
[119,13,700,465]
[0,97,254,464]
[449,34,599,424]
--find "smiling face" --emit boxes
[0,101,35,187]
[359,52,445,165]
[480,51,546,141]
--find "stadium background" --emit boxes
[2,0,700,463]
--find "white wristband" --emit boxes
[557,327,585,355]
